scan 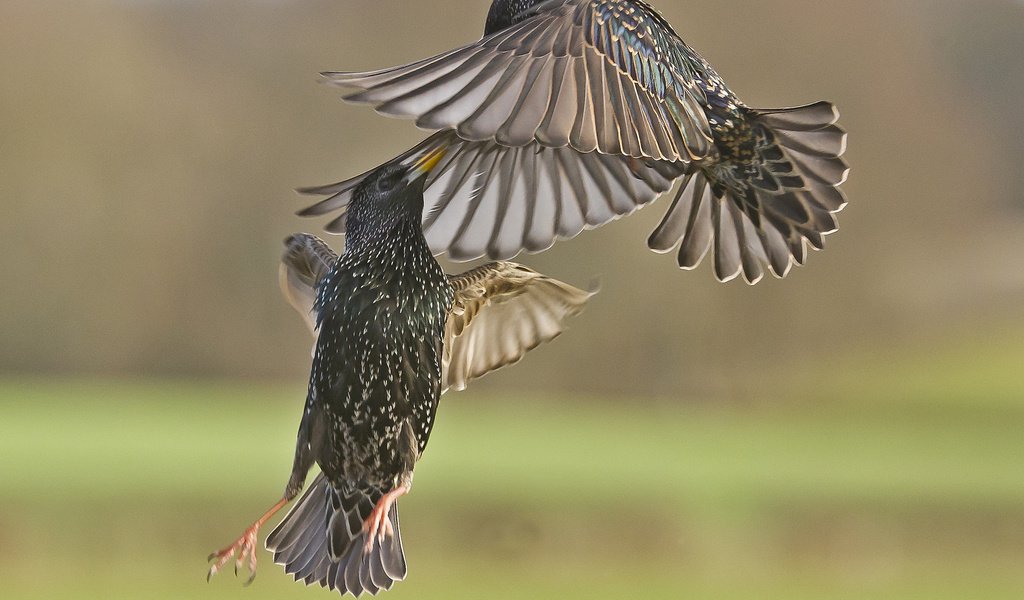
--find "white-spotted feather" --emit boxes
[278,235,592,396]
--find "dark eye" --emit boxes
[376,171,401,193]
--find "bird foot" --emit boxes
[206,496,290,585]
[207,522,261,585]
[362,484,409,554]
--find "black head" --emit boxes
[485,0,546,35]
[343,147,447,248]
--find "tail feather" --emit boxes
[265,473,407,596]
[756,101,840,130]
[648,101,849,283]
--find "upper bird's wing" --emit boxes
[442,261,594,393]
[298,130,680,261]
[279,233,338,335]
[323,0,712,163]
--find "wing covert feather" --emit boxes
[442,261,593,392]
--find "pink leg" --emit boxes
[362,484,409,553]
[207,497,289,585]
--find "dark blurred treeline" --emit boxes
[2,0,1022,398]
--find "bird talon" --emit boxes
[236,544,249,574]
[208,526,261,584]
[207,497,290,585]
[248,545,259,582]
[207,545,233,583]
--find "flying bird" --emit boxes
[300,0,849,284]
[208,147,593,596]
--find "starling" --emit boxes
[299,0,849,284]
[207,147,593,596]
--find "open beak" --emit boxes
[404,145,448,182]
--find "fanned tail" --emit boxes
[265,473,407,597]
[649,101,849,283]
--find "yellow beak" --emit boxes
[410,145,447,178]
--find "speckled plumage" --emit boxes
[484,0,537,34]
[270,162,452,596]
[262,155,594,597]
[303,0,849,284]
[309,169,452,487]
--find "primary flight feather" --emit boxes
[301,0,849,284]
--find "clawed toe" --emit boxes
[205,497,292,586]
[207,528,260,584]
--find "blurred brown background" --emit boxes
[3,0,1022,395]
[2,2,1023,599]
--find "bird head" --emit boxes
[485,0,547,35]
[343,146,447,246]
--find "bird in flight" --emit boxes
[208,147,593,595]
[300,0,849,284]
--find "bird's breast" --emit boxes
[308,248,453,483]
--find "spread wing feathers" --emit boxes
[442,261,594,393]
[299,129,675,260]
[266,474,406,596]
[322,0,711,162]
[648,102,848,284]
[279,233,339,334]
[422,132,678,261]
[299,131,677,262]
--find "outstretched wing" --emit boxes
[298,130,679,261]
[279,233,338,334]
[323,0,712,162]
[443,261,594,393]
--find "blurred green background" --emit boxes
[2,1,1023,599]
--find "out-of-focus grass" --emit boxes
[0,355,1022,600]
[793,323,1024,411]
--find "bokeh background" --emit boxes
[2,1,1023,598]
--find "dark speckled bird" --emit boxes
[300,0,849,284]
[207,147,594,596]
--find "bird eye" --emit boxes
[376,171,402,194]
